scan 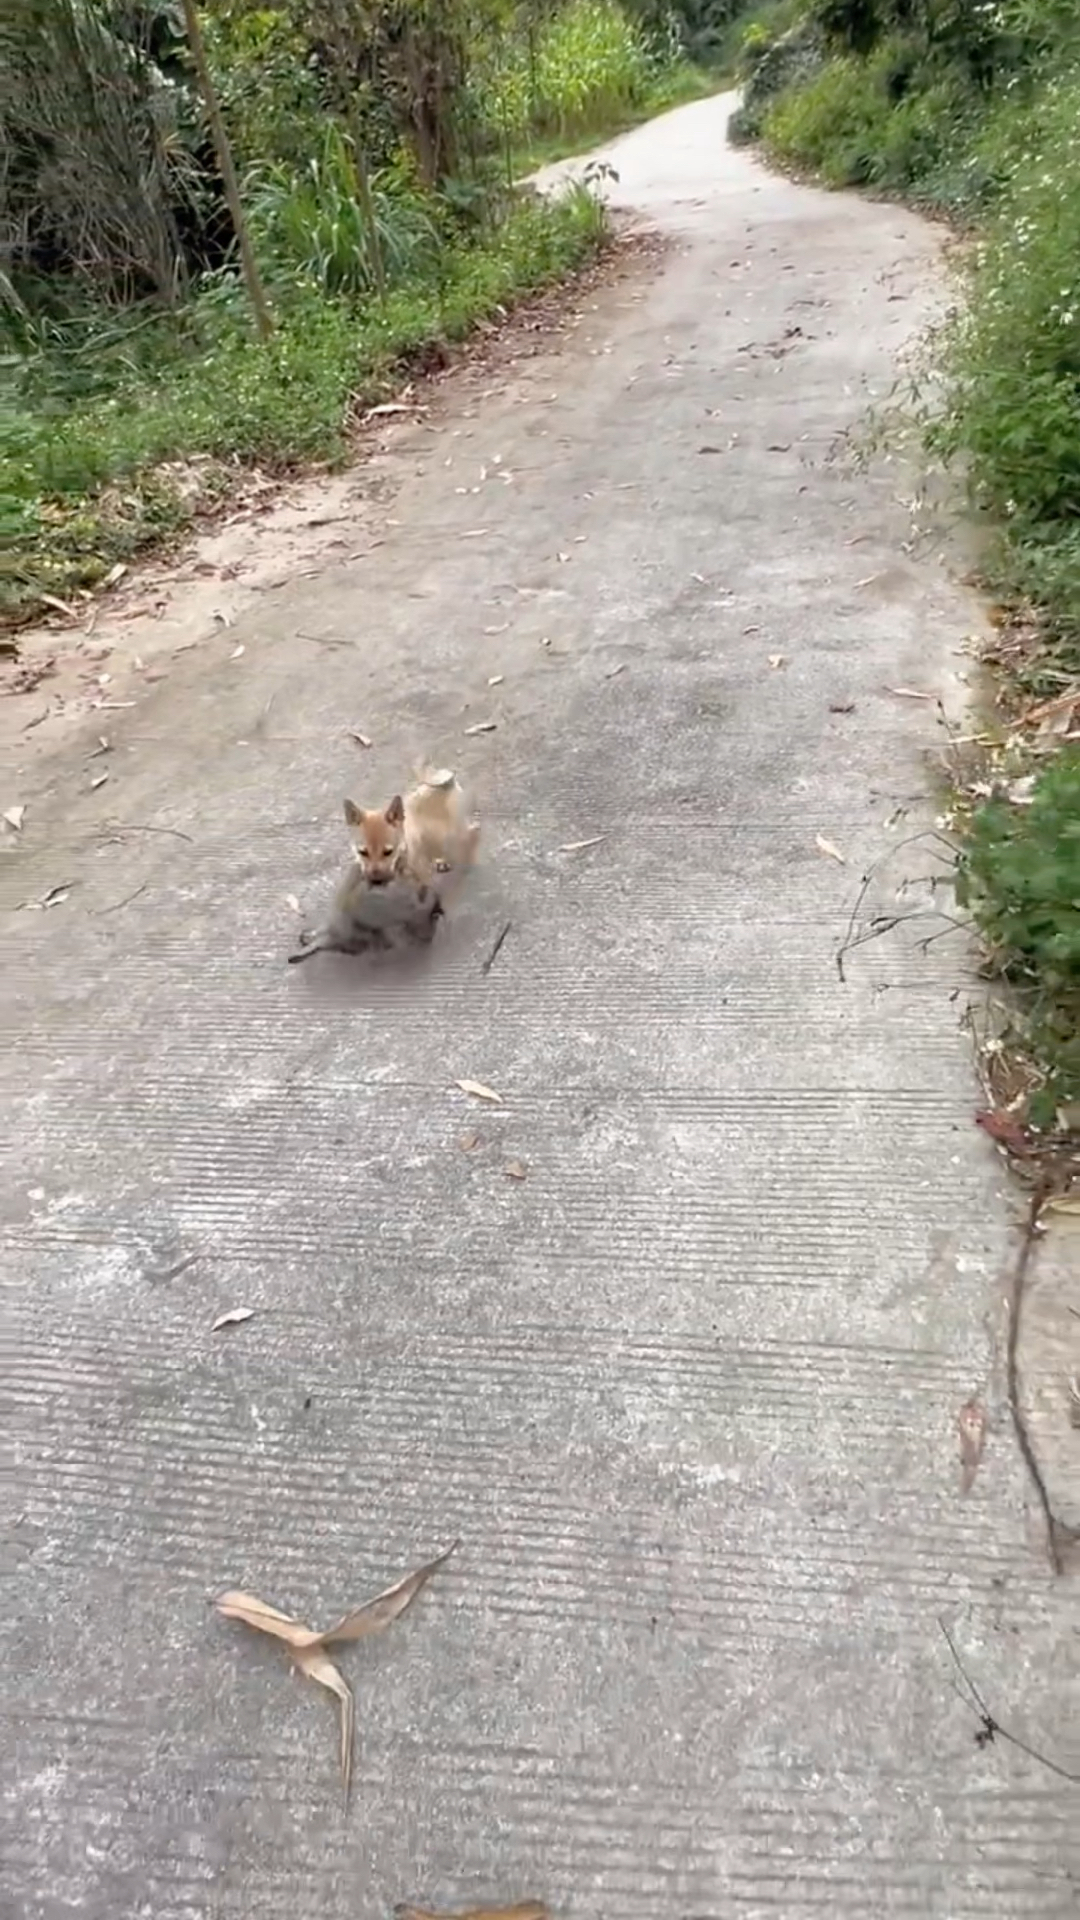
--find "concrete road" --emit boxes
[3,93,1078,1919]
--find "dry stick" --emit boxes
[102,822,194,844]
[939,1618,1080,1784]
[481,919,512,976]
[836,829,957,982]
[95,882,148,916]
[178,0,273,342]
[1005,1185,1074,1576]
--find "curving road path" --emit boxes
[3,92,1078,1920]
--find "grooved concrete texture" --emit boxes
[3,94,1079,1920]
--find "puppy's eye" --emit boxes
[382,846,395,859]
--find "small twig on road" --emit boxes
[94,882,148,916]
[145,1252,201,1284]
[1004,1184,1076,1575]
[939,1618,1080,1782]
[101,822,195,845]
[481,919,512,976]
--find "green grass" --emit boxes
[1,187,606,622]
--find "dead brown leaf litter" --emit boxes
[215,1542,456,1796]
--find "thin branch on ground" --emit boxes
[100,822,195,844]
[836,829,961,981]
[481,918,512,976]
[939,1618,1080,1783]
[1004,1185,1077,1575]
[94,882,148,915]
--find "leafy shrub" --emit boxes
[932,73,1080,529]
[728,13,825,143]
[760,35,967,185]
[959,751,1080,990]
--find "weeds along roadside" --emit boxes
[729,0,1080,1137]
[1,0,728,628]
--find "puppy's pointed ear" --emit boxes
[385,794,405,827]
[343,798,363,826]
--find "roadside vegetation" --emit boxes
[1,0,752,628]
[729,0,1080,1130]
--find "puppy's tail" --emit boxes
[413,761,458,791]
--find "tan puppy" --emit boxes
[344,769,480,889]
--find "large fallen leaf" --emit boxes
[3,805,26,833]
[455,1079,503,1104]
[395,1907,549,1920]
[320,1543,457,1644]
[215,1545,457,1794]
[295,1644,354,1796]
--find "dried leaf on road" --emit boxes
[347,729,373,748]
[230,643,245,660]
[768,653,786,670]
[215,1545,454,1794]
[21,882,73,912]
[504,1160,528,1181]
[102,561,128,589]
[886,686,935,701]
[215,1591,321,1650]
[285,894,302,915]
[455,1079,503,1104]
[319,1543,457,1645]
[458,1130,481,1151]
[464,721,497,735]
[40,593,81,621]
[957,1397,986,1494]
[487,674,504,687]
[212,1307,256,1332]
[1045,1191,1080,1217]
[975,1108,1031,1157]
[604,662,626,679]
[395,1906,549,1920]
[4,805,26,832]
[556,836,605,854]
[815,835,846,865]
[294,1643,354,1795]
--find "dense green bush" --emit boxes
[761,35,967,186]
[959,752,1080,991]
[727,8,823,144]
